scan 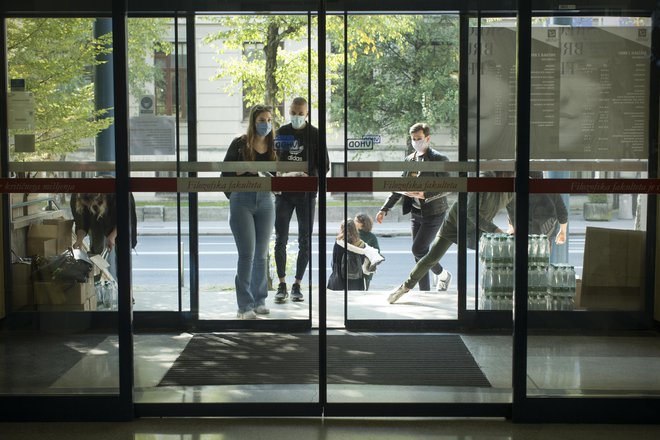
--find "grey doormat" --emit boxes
[158,333,491,387]
[0,334,107,389]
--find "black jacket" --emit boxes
[379,147,450,217]
[275,123,329,199]
[70,193,137,254]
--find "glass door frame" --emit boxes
[0,3,133,421]
[2,0,660,423]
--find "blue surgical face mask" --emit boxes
[255,121,272,137]
[291,115,306,129]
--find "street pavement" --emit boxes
[138,210,638,237]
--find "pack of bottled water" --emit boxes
[479,233,575,310]
[479,233,515,310]
[547,263,576,310]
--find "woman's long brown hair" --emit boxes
[337,219,363,246]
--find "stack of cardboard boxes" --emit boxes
[12,214,97,312]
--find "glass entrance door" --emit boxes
[130,10,320,408]
[321,10,515,410]
[4,0,660,422]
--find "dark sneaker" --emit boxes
[290,283,304,302]
[275,283,288,303]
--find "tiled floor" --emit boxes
[1,288,660,421]
[2,417,660,440]
[2,329,660,402]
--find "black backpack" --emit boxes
[341,251,364,280]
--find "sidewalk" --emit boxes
[138,211,637,237]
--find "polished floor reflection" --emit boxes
[1,329,659,402]
[1,417,660,440]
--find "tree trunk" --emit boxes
[264,22,280,108]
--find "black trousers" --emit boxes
[274,193,315,281]
[411,209,446,290]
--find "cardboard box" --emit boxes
[26,217,74,256]
[11,262,34,309]
[580,227,645,311]
[34,278,95,305]
[27,223,58,256]
[27,237,57,258]
[42,218,74,253]
[37,296,97,312]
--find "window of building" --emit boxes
[155,42,187,120]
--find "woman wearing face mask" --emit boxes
[375,122,452,292]
[222,104,278,319]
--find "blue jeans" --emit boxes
[229,192,275,313]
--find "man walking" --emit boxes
[376,122,452,291]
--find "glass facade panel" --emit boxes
[127,17,190,312]
[2,1,660,422]
[525,14,660,399]
[2,17,120,396]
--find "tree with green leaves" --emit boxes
[201,14,458,142]
[334,15,459,141]
[7,17,171,162]
[202,15,313,116]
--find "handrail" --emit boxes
[8,159,648,174]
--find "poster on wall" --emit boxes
[129,115,176,156]
[467,25,650,160]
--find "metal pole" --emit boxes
[94,18,115,169]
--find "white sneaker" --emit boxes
[254,305,270,315]
[436,270,452,291]
[387,284,410,304]
[237,310,257,319]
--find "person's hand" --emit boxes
[106,229,117,251]
[106,236,116,251]
[555,230,567,245]
[72,240,83,249]
[404,191,425,199]
[376,211,386,224]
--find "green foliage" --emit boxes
[202,15,313,117]
[127,18,174,98]
[201,14,459,141]
[7,17,171,162]
[330,15,459,140]
[587,194,608,204]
